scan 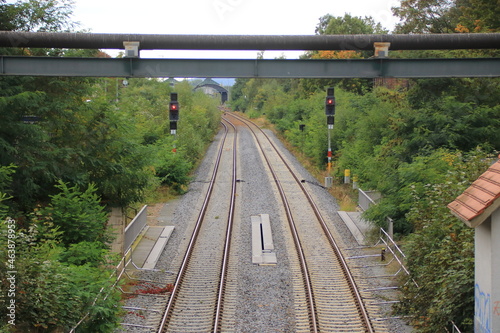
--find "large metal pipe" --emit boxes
[0,31,499,51]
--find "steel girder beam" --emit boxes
[0,56,499,78]
[0,32,499,51]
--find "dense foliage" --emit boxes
[395,150,491,332]
[230,7,499,332]
[392,0,500,33]
[0,178,123,332]
[0,1,221,331]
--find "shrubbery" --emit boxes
[394,150,492,332]
[0,180,121,332]
[0,3,222,329]
[0,76,221,331]
[38,181,109,246]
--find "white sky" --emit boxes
[71,0,400,59]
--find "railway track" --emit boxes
[152,112,386,332]
[157,118,237,333]
[225,112,383,332]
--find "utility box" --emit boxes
[344,169,351,184]
[325,176,333,188]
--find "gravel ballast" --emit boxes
[118,120,413,332]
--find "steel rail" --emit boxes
[247,122,375,332]
[213,117,238,332]
[225,114,319,332]
[227,112,375,332]
[1,31,499,50]
[157,120,235,332]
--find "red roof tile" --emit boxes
[448,156,500,227]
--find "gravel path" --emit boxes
[118,120,413,332]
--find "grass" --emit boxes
[329,183,358,211]
[145,184,178,204]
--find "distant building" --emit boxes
[165,77,180,87]
[194,78,229,104]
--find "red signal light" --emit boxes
[325,87,336,117]
[169,101,179,121]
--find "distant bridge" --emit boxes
[194,78,228,104]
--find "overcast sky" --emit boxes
[71,0,400,59]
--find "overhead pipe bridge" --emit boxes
[0,32,499,78]
[1,32,499,50]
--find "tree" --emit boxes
[38,181,109,246]
[230,78,250,111]
[392,0,500,33]
[5,0,76,32]
[392,0,459,33]
[0,76,154,209]
[114,78,221,191]
[0,2,156,209]
[0,0,17,31]
[315,13,388,35]
[456,0,500,32]
[301,14,389,95]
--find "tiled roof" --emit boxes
[448,156,500,228]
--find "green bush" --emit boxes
[59,241,110,267]
[395,150,491,332]
[0,182,121,332]
[152,141,192,191]
[117,79,221,194]
[39,181,109,246]
[12,248,120,332]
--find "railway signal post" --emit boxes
[169,92,180,152]
[325,88,335,187]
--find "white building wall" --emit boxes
[491,209,500,331]
[475,217,491,333]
